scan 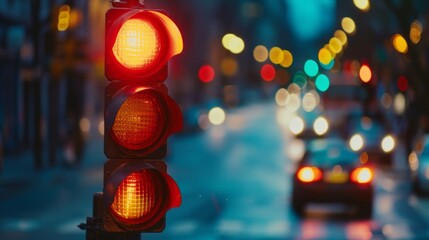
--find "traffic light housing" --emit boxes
[102,1,183,233]
[103,159,181,232]
[104,82,182,158]
[105,8,183,82]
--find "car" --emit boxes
[409,134,429,195]
[288,108,330,139]
[343,110,396,166]
[291,138,374,218]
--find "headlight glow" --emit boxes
[381,135,395,153]
[313,116,329,136]
[289,116,305,135]
[349,134,364,151]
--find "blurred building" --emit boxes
[0,0,109,168]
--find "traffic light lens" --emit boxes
[112,91,162,150]
[111,170,157,223]
[113,19,161,70]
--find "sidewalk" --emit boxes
[0,134,104,200]
[0,134,105,240]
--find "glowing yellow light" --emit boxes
[313,117,329,136]
[229,35,245,54]
[410,20,422,44]
[359,65,372,83]
[222,33,235,50]
[113,19,160,70]
[302,92,317,112]
[275,88,290,107]
[57,5,70,31]
[269,47,284,64]
[253,45,268,62]
[280,50,293,68]
[334,30,348,45]
[208,107,226,125]
[318,48,333,65]
[221,57,238,77]
[341,17,356,35]
[392,34,408,54]
[381,135,395,153]
[222,33,245,54]
[349,134,364,151]
[353,0,370,12]
[289,116,304,135]
[329,37,343,54]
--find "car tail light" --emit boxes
[350,167,373,184]
[297,166,322,183]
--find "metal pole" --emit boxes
[79,193,141,240]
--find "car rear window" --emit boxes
[308,147,359,168]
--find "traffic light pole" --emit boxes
[80,0,183,237]
[79,193,141,240]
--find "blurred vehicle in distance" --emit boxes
[409,134,429,195]
[289,107,330,139]
[291,138,374,218]
[343,109,395,166]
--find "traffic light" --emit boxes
[103,0,183,233]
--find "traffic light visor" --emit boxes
[112,90,163,150]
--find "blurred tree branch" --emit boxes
[381,0,429,123]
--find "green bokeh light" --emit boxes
[315,74,330,92]
[293,71,307,89]
[304,59,319,77]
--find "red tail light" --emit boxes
[297,166,323,183]
[350,167,373,184]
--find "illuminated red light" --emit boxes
[111,170,158,224]
[397,76,408,92]
[297,167,323,183]
[105,10,183,81]
[113,18,161,70]
[261,63,276,81]
[359,64,372,83]
[350,167,373,184]
[198,65,215,83]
